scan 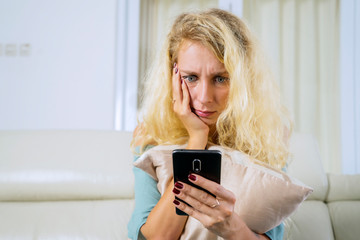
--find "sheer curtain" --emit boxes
[242,0,340,173]
[340,0,360,174]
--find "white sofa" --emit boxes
[0,130,359,240]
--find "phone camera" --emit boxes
[192,159,201,173]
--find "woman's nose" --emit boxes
[198,80,213,103]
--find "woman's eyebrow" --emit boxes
[212,71,229,76]
[180,69,229,76]
[180,69,198,75]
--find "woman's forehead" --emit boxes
[177,40,227,75]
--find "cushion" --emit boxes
[134,145,313,237]
[328,201,360,240]
[0,130,134,201]
[284,201,334,240]
[0,199,133,240]
[326,173,360,202]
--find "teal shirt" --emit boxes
[127,153,284,240]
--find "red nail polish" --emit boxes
[188,174,196,181]
[175,182,183,189]
[173,188,180,194]
[173,199,180,205]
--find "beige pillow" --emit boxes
[134,145,313,238]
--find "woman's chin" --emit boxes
[200,117,217,128]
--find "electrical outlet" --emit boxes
[5,44,17,56]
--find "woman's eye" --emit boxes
[215,76,229,83]
[183,75,197,82]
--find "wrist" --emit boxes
[222,214,258,240]
[186,132,208,149]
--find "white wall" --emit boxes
[0,0,117,130]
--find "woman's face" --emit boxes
[177,40,230,128]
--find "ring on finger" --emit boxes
[210,198,220,208]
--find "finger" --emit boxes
[188,174,236,203]
[173,197,212,224]
[174,181,221,211]
[172,63,182,102]
[181,78,190,108]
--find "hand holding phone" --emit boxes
[172,149,222,215]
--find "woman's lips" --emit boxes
[194,109,216,117]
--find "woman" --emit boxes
[128,8,292,240]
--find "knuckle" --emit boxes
[180,192,188,201]
[229,195,236,205]
[222,207,233,217]
[204,217,222,229]
[213,185,223,196]
[216,215,226,223]
[199,191,208,202]
[178,201,185,210]
[187,207,195,216]
[193,200,202,210]
[203,220,214,229]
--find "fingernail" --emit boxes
[175,68,178,74]
[173,62,177,68]
[188,174,196,181]
[175,182,183,189]
[173,199,180,205]
[173,188,180,194]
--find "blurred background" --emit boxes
[0,0,358,175]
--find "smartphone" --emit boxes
[172,149,222,215]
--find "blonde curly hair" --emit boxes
[132,8,292,169]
